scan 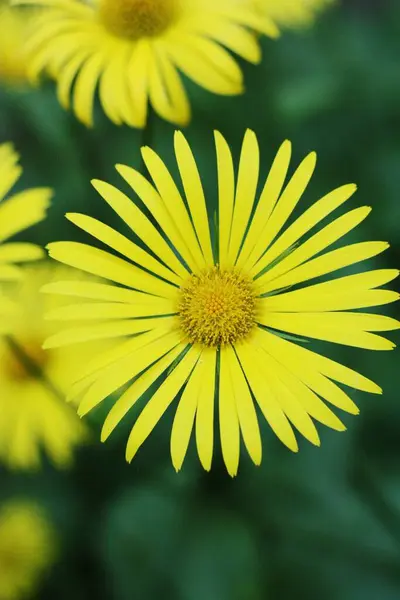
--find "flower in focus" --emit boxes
[0,264,90,470]
[0,143,52,330]
[0,4,32,86]
[256,0,334,29]
[0,500,55,600]
[19,0,279,127]
[44,131,399,476]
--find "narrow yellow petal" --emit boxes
[253,347,320,446]
[47,241,177,299]
[196,348,217,471]
[79,329,182,417]
[260,269,399,312]
[259,312,397,350]
[126,346,201,462]
[256,183,357,273]
[170,350,205,471]
[259,241,389,295]
[236,343,298,452]
[92,177,188,279]
[219,347,240,476]
[0,243,44,263]
[255,327,381,395]
[257,206,372,285]
[43,318,163,349]
[142,146,206,271]
[165,34,243,95]
[102,343,185,441]
[237,140,292,269]
[174,132,213,264]
[0,188,52,242]
[73,51,104,126]
[42,280,170,305]
[250,151,317,275]
[117,161,197,273]
[66,212,181,285]
[226,345,262,466]
[228,130,259,264]
[46,300,175,321]
[215,131,235,269]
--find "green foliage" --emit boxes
[1,1,400,599]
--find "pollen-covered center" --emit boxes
[99,0,179,40]
[178,268,257,347]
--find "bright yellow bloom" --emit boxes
[0,4,31,86]
[19,0,279,127]
[0,264,90,470]
[256,0,334,29]
[0,500,55,600]
[0,143,51,328]
[44,131,399,476]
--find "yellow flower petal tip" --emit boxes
[21,0,276,127]
[43,131,398,475]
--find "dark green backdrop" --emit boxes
[0,0,399,598]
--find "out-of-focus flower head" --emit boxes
[0,500,56,600]
[17,0,279,127]
[0,263,93,470]
[0,143,51,330]
[255,0,335,29]
[0,3,34,86]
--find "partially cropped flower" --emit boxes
[44,131,399,476]
[0,264,91,470]
[0,500,55,600]
[0,4,32,86]
[19,0,279,127]
[256,0,334,29]
[0,143,51,329]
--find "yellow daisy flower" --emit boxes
[0,3,31,86]
[44,131,399,476]
[0,264,90,470]
[0,500,55,600]
[0,143,52,329]
[18,0,279,127]
[256,0,334,29]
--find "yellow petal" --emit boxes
[236,343,298,452]
[237,140,291,269]
[196,348,217,471]
[102,343,185,441]
[170,350,205,471]
[126,346,200,462]
[225,345,262,466]
[259,240,389,294]
[219,347,240,476]
[215,131,235,269]
[174,132,213,264]
[228,130,259,264]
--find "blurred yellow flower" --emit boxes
[0,4,32,86]
[43,131,399,476]
[18,0,279,127]
[0,264,91,470]
[0,500,55,600]
[256,0,334,29]
[0,143,51,330]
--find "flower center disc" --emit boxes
[179,268,257,347]
[99,0,178,40]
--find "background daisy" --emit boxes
[18,0,278,127]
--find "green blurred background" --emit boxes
[1,0,400,598]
